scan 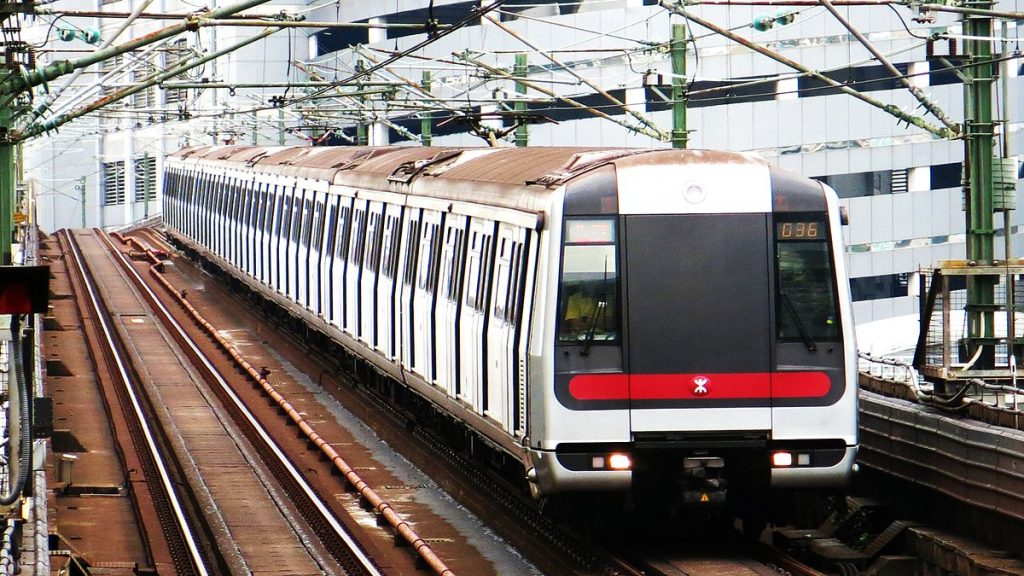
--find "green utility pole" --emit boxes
[356,59,368,146]
[963,0,997,367]
[421,71,432,146]
[0,109,13,265]
[671,23,688,149]
[514,53,528,147]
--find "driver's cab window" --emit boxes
[558,218,619,343]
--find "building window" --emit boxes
[102,161,126,206]
[132,56,158,110]
[134,156,156,202]
[163,40,190,105]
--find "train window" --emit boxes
[417,223,439,293]
[272,189,284,236]
[506,240,525,327]
[366,211,382,272]
[443,227,465,302]
[465,249,480,310]
[558,217,619,343]
[281,196,293,240]
[301,198,314,248]
[291,196,304,243]
[337,205,353,262]
[493,240,510,321]
[324,204,338,261]
[313,201,325,251]
[402,218,421,287]
[775,217,840,342]
[381,214,401,279]
[350,209,366,266]
[476,234,493,312]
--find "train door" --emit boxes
[244,178,258,277]
[485,223,525,431]
[307,193,324,313]
[293,187,312,306]
[320,195,339,321]
[459,218,496,413]
[397,209,422,373]
[412,210,443,382]
[276,183,293,296]
[333,197,354,332]
[228,174,239,267]
[376,204,403,360]
[623,214,773,433]
[255,181,270,283]
[223,173,235,261]
[360,201,385,346]
[434,214,467,398]
[213,173,225,257]
[265,178,282,289]
[345,199,368,339]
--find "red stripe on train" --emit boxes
[568,372,830,401]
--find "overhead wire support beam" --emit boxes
[19,26,284,140]
[456,52,667,140]
[817,0,960,134]
[2,0,275,98]
[913,3,1024,20]
[482,13,670,141]
[658,0,957,139]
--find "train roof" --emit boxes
[168,145,772,215]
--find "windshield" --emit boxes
[558,218,620,343]
[776,219,840,342]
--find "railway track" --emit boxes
[60,228,380,575]
[60,229,210,574]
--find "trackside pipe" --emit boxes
[109,232,456,576]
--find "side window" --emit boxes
[507,240,526,327]
[257,189,268,229]
[477,234,493,311]
[301,198,314,247]
[313,201,326,251]
[291,194,303,243]
[281,196,293,240]
[381,214,401,279]
[492,237,515,322]
[402,218,421,287]
[350,208,367,266]
[417,222,439,293]
[365,210,383,272]
[324,204,338,260]
[337,205,352,261]
[465,231,480,309]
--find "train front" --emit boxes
[526,150,858,507]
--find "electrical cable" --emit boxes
[0,317,32,507]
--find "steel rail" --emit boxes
[61,230,210,576]
[102,232,386,576]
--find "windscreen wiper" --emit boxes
[780,292,817,352]
[581,300,607,356]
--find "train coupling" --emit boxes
[679,456,728,505]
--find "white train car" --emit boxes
[163,145,858,508]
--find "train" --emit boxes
[162,145,858,512]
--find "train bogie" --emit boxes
[163,145,858,502]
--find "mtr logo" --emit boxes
[692,376,710,396]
